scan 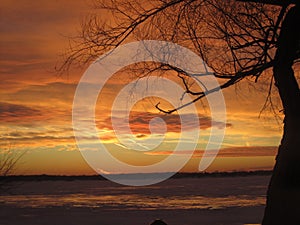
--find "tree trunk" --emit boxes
[262,5,300,225]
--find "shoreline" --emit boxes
[0,170,272,182]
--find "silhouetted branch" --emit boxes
[237,0,298,6]
[60,0,283,113]
[0,144,25,177]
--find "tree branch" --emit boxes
[237,0,298,6]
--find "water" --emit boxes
[0,175,270,225]
[1,176,269,210]
[1,193,265,210]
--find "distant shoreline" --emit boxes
[0,170,272,182]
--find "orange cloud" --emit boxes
[97,111,231,136]
[145,146,277,158]
[0,102,43,122]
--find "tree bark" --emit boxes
[262,5,300,225]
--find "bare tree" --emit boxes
[0,142,25,189]
[61,0,300,224]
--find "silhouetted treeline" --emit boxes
[0,170,272,182]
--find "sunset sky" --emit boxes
[0,0,283,175]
